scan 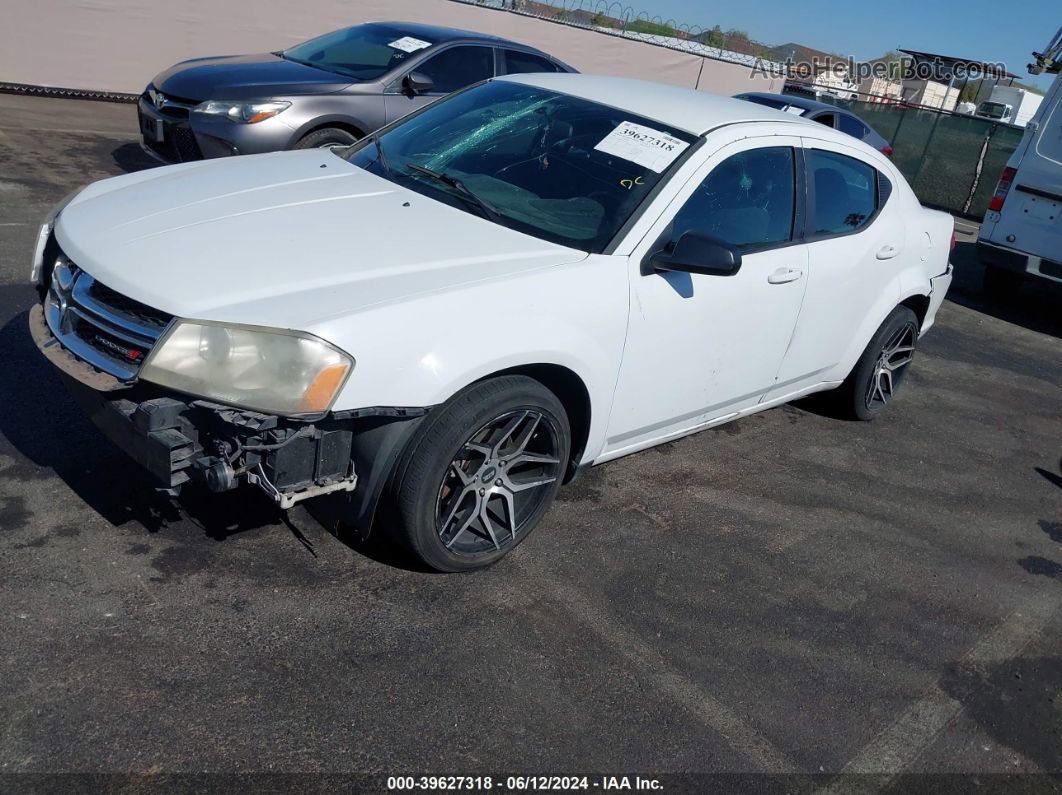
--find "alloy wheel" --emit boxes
[435,409,562,557]
[865,322,916,410]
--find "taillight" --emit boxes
[881,144,893,158]
[988,166,1017,212]
[950,228,957,251]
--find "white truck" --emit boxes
[978,26,1062,296]
[975,84,1045,127]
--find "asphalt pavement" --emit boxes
[0,94,1059,791]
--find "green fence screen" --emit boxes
[810,96,1023,221]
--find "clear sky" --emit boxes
[645,0,1058,91]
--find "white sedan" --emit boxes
[31,73,954,571]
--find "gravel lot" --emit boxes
[0,94,1060,790]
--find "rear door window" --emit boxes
[414,45,495,93]
[808,149,879,236]
[812,113,837,129]
[503,50,560,75]
[837,113,870,140]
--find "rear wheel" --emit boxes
[390,376,570,572]
[982,266,1022,300]
[834,306,919,421]
[293,127,360,150]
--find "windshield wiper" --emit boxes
[405,163,502,223]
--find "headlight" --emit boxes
[194,99,291,124]
[140,321,353,416]
[31,187,83,284]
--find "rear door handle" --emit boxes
[876,244,900,260]
[767,267,803,284]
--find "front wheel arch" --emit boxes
[485,364,590,482]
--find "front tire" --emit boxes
[835,306,919,421]
[293,127,360,150]
[390,376,571,573]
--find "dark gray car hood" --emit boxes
[151,53,354,101]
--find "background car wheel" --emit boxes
[293,127,360,150]
[389,376,571,573]
[982,266,1022,301]
[834,306,919,421]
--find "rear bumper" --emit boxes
[977,240,1062,284]
[921,263,953,335]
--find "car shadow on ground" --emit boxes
[0,303,286,541]
[0,300,426,567]
[948,241,1062,340]
[110,142,160,174]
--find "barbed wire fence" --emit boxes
[450,0,788,74]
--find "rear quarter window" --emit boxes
[837,113,870,139]
[504,50,560,74]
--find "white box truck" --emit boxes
[976,84,1045,127]
[977,26,1062,296]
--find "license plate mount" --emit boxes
[140,112,164,143]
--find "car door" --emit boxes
[766,138,904,400]
[603,137,809,458]
[383,44,496,123]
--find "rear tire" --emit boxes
[833,306,919,421]
[982,266,1022,300]
[389,376,570,573]
[293,127,360,150]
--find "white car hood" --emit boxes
[55,151,587,329]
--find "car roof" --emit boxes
[366,20,539,50]
[497,73,810,135]
[737,91,845,114]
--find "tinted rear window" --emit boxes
[504,50,560,75]
[837,114,869,138]
[809,149,878,236]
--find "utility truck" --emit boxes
[975,84,1044,127]
[978,26,1062,296]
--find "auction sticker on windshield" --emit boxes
[594,121,690,173]
[389,37,433,53]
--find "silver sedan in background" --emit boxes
[137,21,575,162]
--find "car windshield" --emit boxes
[282,23,436,81]
[345,81,698,253]
[978,102,1008,119]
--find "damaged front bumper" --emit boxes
[29,303,425,528]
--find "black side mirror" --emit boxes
[403,71,435,95]
[650,232,742,276]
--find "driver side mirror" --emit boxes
[403,71,435,96]
[650,232,742,276]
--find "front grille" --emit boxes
[141,90,199,119]
[86,277,171,331]
[44,253,173,381]
[173,126,203,161]
[141,115,204,163]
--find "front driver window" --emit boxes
[414,46,494,93]
[669,147,796,252]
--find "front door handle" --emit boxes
[876,244,900,260]
[767,267,803,284]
